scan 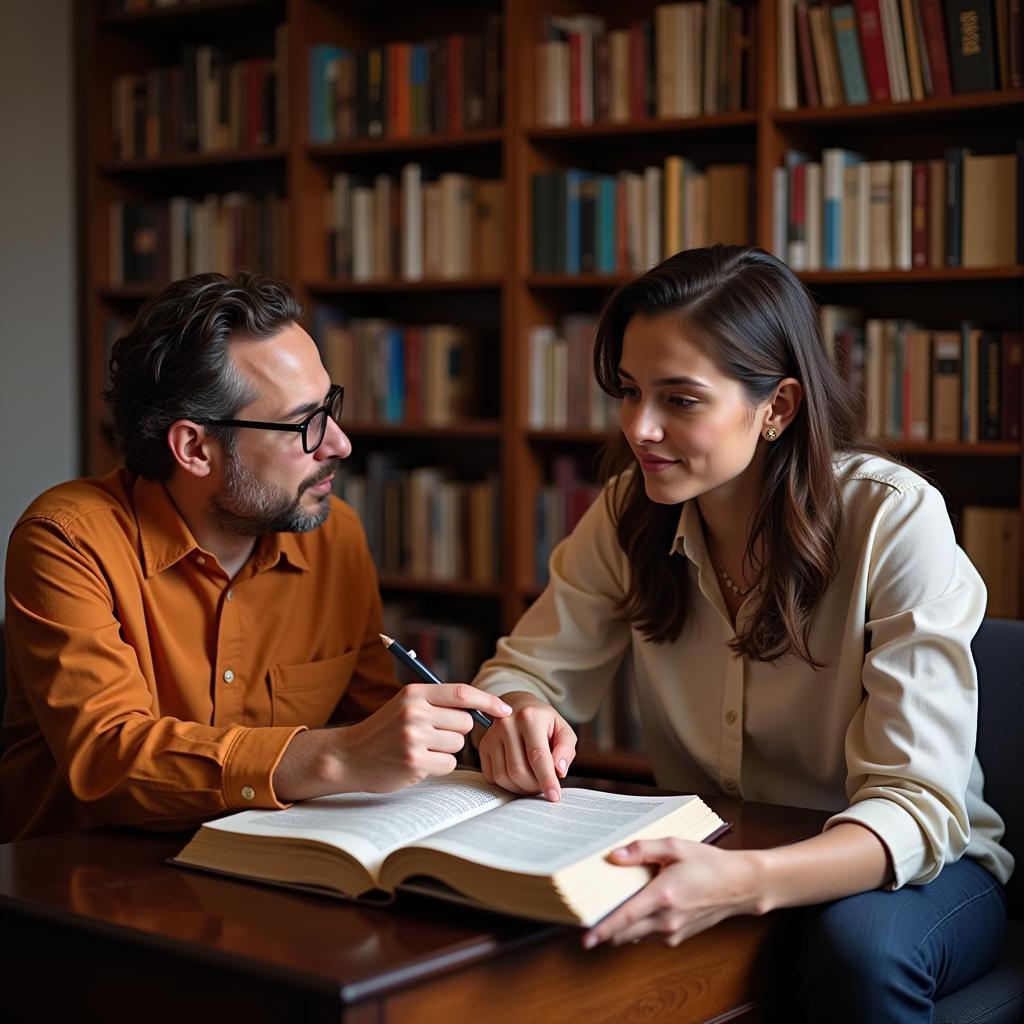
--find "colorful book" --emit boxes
[854,0,894,99]
[830,4,871,103]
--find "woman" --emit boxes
[473,245,1012,1020]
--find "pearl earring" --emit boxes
[764,426,778,441]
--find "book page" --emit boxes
[412,789,700,874]
[201,771,510,877]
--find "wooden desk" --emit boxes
[0,794,826,1024]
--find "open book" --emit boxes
[173,771,728,927]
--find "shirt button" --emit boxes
[223,669,235,683]
[241,786,255,801]
[725,710,738,725]
[196,555,206,565]
[723,778,738,792]
[225,590,234,602]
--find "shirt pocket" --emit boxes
[268,649,358,728]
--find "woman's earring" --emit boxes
[764,426,779,441]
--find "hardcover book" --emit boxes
[943,0,998,92]
[173,772,729,928]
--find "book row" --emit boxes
[821,307,1023,441]
[109,193,288,285]
[778,0,1022,109]
[314,313,483,427]
[327,168,505,282]
[335,459,500,584]
[774,147,1021,271]
[536,455,602,586]
[111,30,288,160]
[528,316,618,432]
[535,2,756,127]
[309,16,503,143]
[531,162,751,275]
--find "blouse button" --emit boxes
[225,589,234,602]
[241,786,255,801]
[196,555,206,565]
[223,669,235,683]
[725,710,738,725]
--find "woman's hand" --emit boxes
[478,690,577,801]
[582,838,764,949]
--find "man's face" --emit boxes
[207,323,351,537]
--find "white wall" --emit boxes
[0,0,77,586]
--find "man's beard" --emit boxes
[208,449,337,537]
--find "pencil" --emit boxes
[379,634,493,729]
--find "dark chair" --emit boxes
[0,624,5,757]
[934,617,1024,1024]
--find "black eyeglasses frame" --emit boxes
[199,384,344,454]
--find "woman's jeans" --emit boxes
[796,857,1008,1022]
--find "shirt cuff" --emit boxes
[222,725,307,810]
[473,671,551,703]
[823,797,931,889]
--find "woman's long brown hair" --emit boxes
[593,245,866,666]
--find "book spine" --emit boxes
[788,156,808,269]
[796,0,821,106]
[778,0,799,108]
[928,159,947,267]
[823,149,845,269]
[943,0,998,92]
[931,332,962,441]
[878,0,911,100]
[944,147,965,267]
[900,0,927,99]
[854,0,894,99]
[1009,0,1023,87]
[979,332,1002,440]
[1001,331,1023,442]
[806,161,823,269]
[831,4,871,103]
[772,166,788,259]
[911,160,929,267]
[597,176,616,272]
[961,322,979,441]
[917,0,953,95]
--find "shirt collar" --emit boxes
[668,499,708,566]
[135,476,202,578]
[254,529,311,573]
[134,475,311,578]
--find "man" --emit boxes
[1,272,509,842]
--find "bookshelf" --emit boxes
[81,0,1023,778]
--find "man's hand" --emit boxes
[477,690,577,802]
[273,684,512,801]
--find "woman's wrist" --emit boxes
[740,848,775,916]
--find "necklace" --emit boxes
[711,550,753,597]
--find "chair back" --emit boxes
[0,624,5,757]
[972,617,1024,918]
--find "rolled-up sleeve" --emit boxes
[473,487,632,723]
[6,516,302,830]
[824,483,987,888]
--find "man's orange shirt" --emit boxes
[1,469,399,841]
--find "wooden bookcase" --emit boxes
[80,0,1024,778]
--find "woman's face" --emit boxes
[618,311,769,506]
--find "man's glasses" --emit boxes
[200,384,344,454]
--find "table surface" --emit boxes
[0,781,828,1009]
